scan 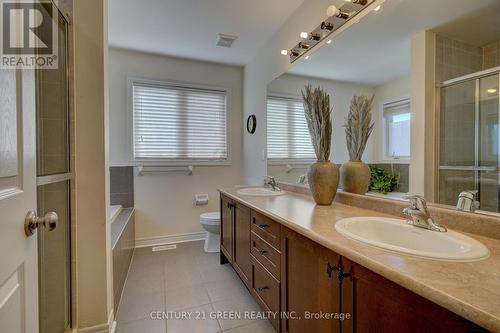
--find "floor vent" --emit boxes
[152,244,177,252]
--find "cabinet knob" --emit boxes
[338,269,351,283]
[326,262,338,278]
[257,286,269,292]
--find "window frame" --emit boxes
[127,77,232,166]
[381,96,411,162]
[266,93,316,165]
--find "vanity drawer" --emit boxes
[252,258,280,331]
[251,210,281,250]
[251,231,280,280]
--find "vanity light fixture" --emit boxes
[281,49,288,56]
[298,41,310,49]
[309,33,321,41]
[320,21,334,31]
[326,5,350,19]
[286,0,376,63]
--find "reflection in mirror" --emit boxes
[266,0,500,214]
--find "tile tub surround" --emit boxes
[112,208,135,314]
[115,242,275,333]
[110,166,134,207]
[218,187,500,332]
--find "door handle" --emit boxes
[24,211,58,236]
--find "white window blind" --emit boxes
[267,96,315,161]
[383,99,411,160]
[133,81,228,161]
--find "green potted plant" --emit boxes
[341,94,374,194]
[302,85,338,205]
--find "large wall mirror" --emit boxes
[266,0,500,215]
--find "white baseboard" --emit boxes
[72,323,109,333]
[71,309,115,333]
[135,231,206,248]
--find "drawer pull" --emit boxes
[259,249,268,255]
[257,286,269,292]
[257,224,269,229]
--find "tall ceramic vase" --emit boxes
[340,160,370,194]
[307,161,339,205]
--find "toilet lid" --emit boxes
[200,212,220,222]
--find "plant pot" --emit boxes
[340,160,371,194]
[307,161,339,205]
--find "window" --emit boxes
[267,96,315,162]
[132,79,228,162]
[383,98,411,160]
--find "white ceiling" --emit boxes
[108,0,305,66]
[288,0,500,86]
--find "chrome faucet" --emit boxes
[456,190,480,212]
[403,195,447,232]
[264,176,281,191]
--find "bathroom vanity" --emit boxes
[218,189,500,333]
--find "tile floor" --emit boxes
[115,241,275,333]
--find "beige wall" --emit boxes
[372,76,411,163]
[73,0,111,330]
[267,74,375,164]
[108,48,243,242]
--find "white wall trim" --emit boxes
[71,309,115,333]
[135,231,206,248]
[72,323,109,333]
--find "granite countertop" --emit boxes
[218,188,500,332]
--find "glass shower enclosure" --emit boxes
[439,68,500,213]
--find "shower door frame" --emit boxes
[437,66,500,211]
[35,2,74,332]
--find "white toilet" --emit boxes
[200,212,221,253]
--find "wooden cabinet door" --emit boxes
[220,195,234,262]
[233,202,252,287]
[341,258,487,333]
[281,227,341,333]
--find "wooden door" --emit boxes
[233,202,252,287]
[220,195,234,262]
[281,227,341,333]
[0,69,38,332]
[341,258,487,333]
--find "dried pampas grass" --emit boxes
[302,85,332,162]
[345,94,374,161]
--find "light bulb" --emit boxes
[305,55,310,60]
[326,39,332,44]
[373,5,381,11]
[281,49,288,56]
[488,88,498,94]
[326,5,340,17]
[300,32,308,39]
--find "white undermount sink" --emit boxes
[335,217,489,262]
[237,187,284,196]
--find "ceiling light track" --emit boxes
[283,0,382,63]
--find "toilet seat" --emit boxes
[200,212,220,225]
